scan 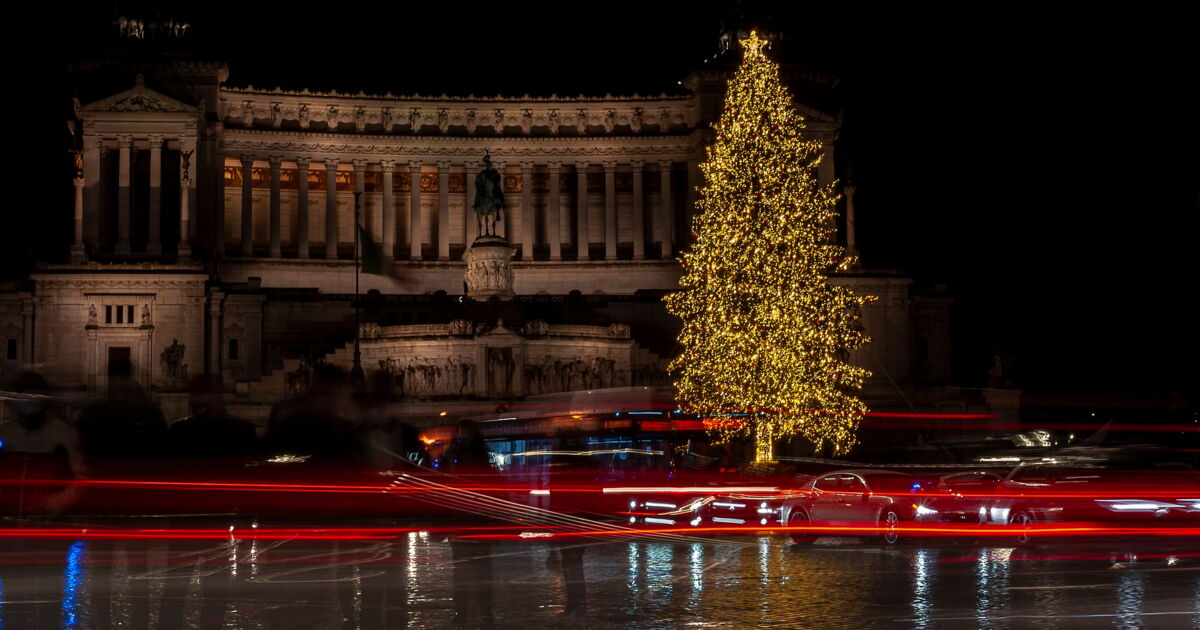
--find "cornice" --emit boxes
[221,86,693,104]
[221,130,698,159]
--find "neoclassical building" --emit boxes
[0,42,1004,428]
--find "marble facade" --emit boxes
[0,52,981,425]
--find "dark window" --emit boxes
[841,476,867,492]
[105,305,113,324]
[116,305,124,324]
[228,338,239,361]
[6,338,16,360]
[127,305,134,323]
[815,476,840,492]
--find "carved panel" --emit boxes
[448,173,467,193]
[419,173,438,193]
[615,172,633,192]
[363,171,381,192]
[586,173,603,193]
[503,174,521,193]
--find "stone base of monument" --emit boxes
[463,236,516,301]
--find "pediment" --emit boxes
[82,76,197,115]
[480,319,519,337]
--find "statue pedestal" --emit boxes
[463,236,515,301]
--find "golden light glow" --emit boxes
[665,31,872,462]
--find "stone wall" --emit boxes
[30,266,207,392]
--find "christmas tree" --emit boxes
[665,32,872,463]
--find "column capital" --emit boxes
[546,161,562,173]
[630,159,645,169]
[84,136,103,150]
[147,134,164,145]
[240,155,255,168]
[658,159,672,169]
[519,161,534,172]
[574,161,590,170]
[408,160,422,172]
[436,161,451,173]
[351,158,368,170]
[267,155,283,169]
[324,157,339,170]
[379,159,395,172]
[295,156,311,170]
[603,160,617,172]
[117,135,133,148]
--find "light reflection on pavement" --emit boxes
[0,529,1198,629]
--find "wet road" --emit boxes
[1,527,1198,629]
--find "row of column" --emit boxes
[77,134,196,261]
[234,158,691,261]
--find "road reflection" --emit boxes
[0,531,1198,628]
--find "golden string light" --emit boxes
[665,31,873,463]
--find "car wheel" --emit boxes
[1009,509,1034,544]
[881,509,901,544]
[787,507,815,544]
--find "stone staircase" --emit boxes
[236,341,356,403]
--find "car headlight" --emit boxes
[914,504,938,517]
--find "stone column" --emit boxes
[70,170,85,264]
[353,159,367,262]
[437,161,451,260]
[178,141,193,262]
[116,135,133,255]
[147,135,163,254]
[380,160,395,258]
[464,163,478,245]
[658,160,673,258]
[520,161,534,259]
[603,161,617,259]
[207,290,225,375]
[547,161,561,260]
[214,151,225,257]
[268,156,283,257]
[409,161,422,259]
[240,156,255,257]
[295,157,311,258]
[575,161,589,259]
[82,136,101,247]
[631,160,645,259]
[20,295,33,370]
[324,158,339,259]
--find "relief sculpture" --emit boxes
[376,356,475,398]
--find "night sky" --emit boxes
[13,3,1198,398]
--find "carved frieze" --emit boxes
[218,88,706,138]
[446,319,474,336]
[463,243,515,301]
[221,133,697,160]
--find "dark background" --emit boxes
[9,2,1198,399]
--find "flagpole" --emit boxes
[351,191,364,393]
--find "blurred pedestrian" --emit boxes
[0,371,85,517]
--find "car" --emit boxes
[917,470,1006,524]
[779,470,920,544]
[984,459,1200,543]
